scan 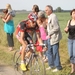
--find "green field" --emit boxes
[0,12,72,75]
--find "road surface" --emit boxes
[0,65,21,75]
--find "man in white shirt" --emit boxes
[45,5,62,72]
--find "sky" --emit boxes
[0,0,75,10]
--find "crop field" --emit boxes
[0,12,72,75]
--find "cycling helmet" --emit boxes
[28,13,37,22]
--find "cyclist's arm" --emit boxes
[36,31,43,45]
[20,32,25,44]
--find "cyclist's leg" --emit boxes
[20,41,27,71]
[19,32,30,71]
[16,31,28,71]
[25,32,33,58]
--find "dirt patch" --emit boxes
[0,64,21,75]
[0,46,20,75]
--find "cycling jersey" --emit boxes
[16,20,39,44]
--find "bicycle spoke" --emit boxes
[29,55,46,75]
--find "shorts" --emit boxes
[25,32,33,44]
[16,32,33,44]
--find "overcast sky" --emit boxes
[0,0,75,10]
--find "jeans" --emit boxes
[43,40,48,57]
[68,38,75,64]
[47,39,62,70]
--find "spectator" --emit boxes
[0,4,15,51]
[28,4,39,43]
[37,11,48,61]
[64,9,75,75]
[32,4,39,16]
[45,5,62,72]
[28,5,47,58]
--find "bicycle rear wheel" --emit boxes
[25,54,46,75]
[13,50,23,75]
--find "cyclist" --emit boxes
[15,13,44,71]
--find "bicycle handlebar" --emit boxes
[27,43,46,47]
[19,43,47,53]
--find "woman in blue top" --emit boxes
[0,4,15,51]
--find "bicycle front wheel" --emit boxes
[13,50,23,75]
[30,55,46,75]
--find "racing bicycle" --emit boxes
[13,43,46,75]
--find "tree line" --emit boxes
[0,7,71,13]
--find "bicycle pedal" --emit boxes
[26,68,29,71]
[26,66,29,71]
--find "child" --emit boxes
[28,5,39,43]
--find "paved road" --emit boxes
[0,65,21,75]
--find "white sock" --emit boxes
[21,61,24,63]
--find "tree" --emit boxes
[56,7,62,12]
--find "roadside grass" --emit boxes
[0,12,72,75]
[0,46,14,65]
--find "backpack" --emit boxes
[8,10,16,17]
